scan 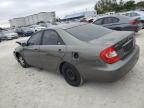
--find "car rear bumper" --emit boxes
[79,45,139,82]
[123,25,142,32]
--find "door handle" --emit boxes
[58,49,64,53]
[58,49,62,52]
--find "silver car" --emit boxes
[0,30,18,40]
[14,23,139,86]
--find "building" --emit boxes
[9,17,25,28]
[9,12,56,28]
[62,11,97,21]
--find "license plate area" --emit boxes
[115,37,134,59]
[123,39,134,52]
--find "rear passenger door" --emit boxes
[23,31,43,67]
[103,17,120,30]
[39,30,66,72]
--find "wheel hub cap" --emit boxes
[19,57,25,65]
[66,69,76,81]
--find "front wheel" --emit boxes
[62,63,84,87]
[17,55,29,68]
[113,27,122,31]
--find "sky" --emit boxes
[0,0,97,27]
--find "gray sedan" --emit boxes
[14,23,139,86]
[0,30,18,40]
[93,15,142,32]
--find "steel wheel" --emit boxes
[17,55,29,68]
[62,63,84,87]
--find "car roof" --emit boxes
[125,10,144,14]
[98,15,130,18]
[93,15,131,21]
[48,22,87,30]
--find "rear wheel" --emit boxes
[62,63,84,87]
[114,27,122,31]
[17,54,29,68]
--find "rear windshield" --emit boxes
[65,24,112,41]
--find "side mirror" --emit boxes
[21,42,27,47]
[16,41,27,47]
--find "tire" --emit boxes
[114,27,122,31]
[17,54,29,68]
[62,63,84,87]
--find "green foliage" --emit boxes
[136,1,144,8]
[95,0,144,14]
[124,1,136,11]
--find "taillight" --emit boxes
[100,47,120,64]
[129,20,139,25]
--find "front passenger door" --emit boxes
[23,31,43,67]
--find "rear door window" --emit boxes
[103,17,119,24]
[103,17,113,24]
[42,30,64,45]
[112,17,119,23]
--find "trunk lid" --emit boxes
[89,31,135,59]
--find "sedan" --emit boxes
[93,15,142,32]
[14,23,139,86]
[15,27,34,37]
[0,30,18,40]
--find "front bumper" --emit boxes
[79,45,139,82]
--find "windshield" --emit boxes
[65,24,112,41]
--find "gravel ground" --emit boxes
[0,30,144,108]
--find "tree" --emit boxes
[124,0,136,11]
[136,1,144,9]
[95,0,140,14]
[95,0,118,14]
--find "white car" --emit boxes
[30,25,47,32]
[0,30,19,40]
[35,26,46,32]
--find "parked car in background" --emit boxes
[123,11,144,28]
[34,26,46,32]
[0,32,6,42]
[0,30,18,40]
[14,23,139,86]
[30,25,47,32]
[93,15,142,32]
[15,27,34,36]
